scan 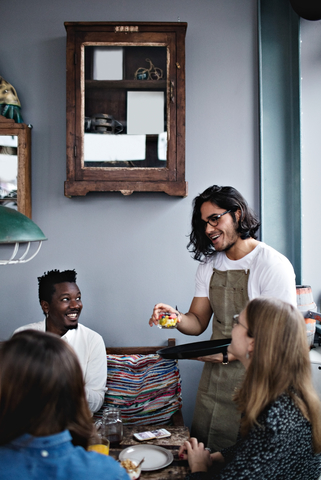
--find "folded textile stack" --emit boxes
[93,354,182,425]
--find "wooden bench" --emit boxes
[106,337,176,355]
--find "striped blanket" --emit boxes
[93,354,182,425]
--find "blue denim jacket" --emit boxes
[0,430,130,480]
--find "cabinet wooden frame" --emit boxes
[0,116,31,218]
[64,22,187,197]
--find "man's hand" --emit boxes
[195,353,224,363]
[195,350,237,363]
[148,303,180,327]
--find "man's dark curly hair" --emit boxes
[187,185,260,261]
[38,269,77,305]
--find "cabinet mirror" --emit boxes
[65,22,187,197]
[84,45,167,168]
[0,116,31,218]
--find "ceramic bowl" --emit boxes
[120,459,141,479]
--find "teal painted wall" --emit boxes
[258,0,301,281]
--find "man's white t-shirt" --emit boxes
[195,242,297,306]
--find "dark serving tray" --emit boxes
[157,338,232,359]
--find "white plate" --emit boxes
[119,444,174,471]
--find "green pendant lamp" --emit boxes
[0,205,47,264]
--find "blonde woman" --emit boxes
[179,297,321,480]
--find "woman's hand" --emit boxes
[148,303,180,327]
[178,438,212,473]
[210,451,225,463]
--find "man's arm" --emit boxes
[177,296,213,335]
[84,333,107,413]
[179,298,238,363]
[150,297,237,363]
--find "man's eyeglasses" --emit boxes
[203,210,231,228]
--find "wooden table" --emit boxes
[109,424,191,479]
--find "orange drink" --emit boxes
[88,436,110,455]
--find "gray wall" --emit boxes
[0,0,259,429]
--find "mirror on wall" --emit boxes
[0,134,18,208]
[0,116,31,218]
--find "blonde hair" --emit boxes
[234,297,321,452]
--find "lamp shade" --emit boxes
[0,206,47,244]
[289,0,321,20]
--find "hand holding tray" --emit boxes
[157,338,232,359]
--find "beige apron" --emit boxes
[191,268,249,451]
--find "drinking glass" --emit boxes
[87,434,110,455]
[101,407,124,446]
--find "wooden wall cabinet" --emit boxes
[0,116,31,218]
[64,22,187,197]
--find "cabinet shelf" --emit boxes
[85,80,167,90]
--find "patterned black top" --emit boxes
[186,394,321,480]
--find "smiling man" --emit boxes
[150,185,296,452]
[14,269,107,413]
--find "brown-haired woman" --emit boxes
[179,297,321,480]
[0,330,129,480]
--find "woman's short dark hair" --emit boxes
[0,330,93,447]
[38,269,77,305]
[187,185,261,261]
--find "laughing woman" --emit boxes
[179,297,321,480]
